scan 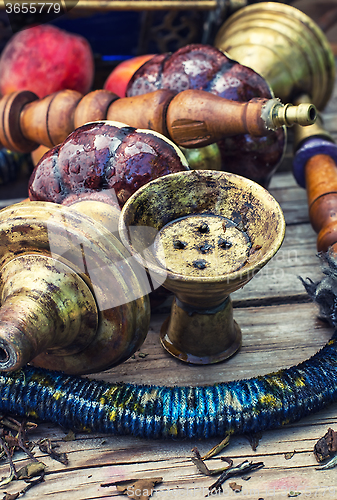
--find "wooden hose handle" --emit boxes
[0,88,316,153]
[293,104,337,254]
[306,154,337,253]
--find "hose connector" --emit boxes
[262,99,317,130]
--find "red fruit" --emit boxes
[28,121,189,207]
[104,54,155,98]
[0,25,94,98]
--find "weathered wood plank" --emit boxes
[2,410,337,500]
[92,301,332,387]
[232,222,321,305]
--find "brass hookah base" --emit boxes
[161,296,241,364]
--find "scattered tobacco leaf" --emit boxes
[0,436,17,487]
[284,451,296,460]
[245,431,263,451]
[201,434,231,460]
[316,454,337,470]
[62,430,76,442]
[3,493,19,500]
[16,462,45,480]
[229,482,242,492]
[208,460,264,494]
[138,353,149,358]
[191,453,212,476]
[314,428,337,462]
[191,447,233,476]
[0,473,16,488]
[4,436,19,448]
[38,438,68,465]
[288,491,301,497]
[1,459,45,499]
[101,477,163,500]
[0,416,48,499]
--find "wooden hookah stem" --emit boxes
[306,154,337,254]
[293,96,337,253]
[0,88,316,153]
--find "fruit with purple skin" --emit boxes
[28,121,189,207]
[126,44,286,187]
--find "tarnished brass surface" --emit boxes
[0,255,98,371]
[214,2,335,110]
[0,201,150,375]
[263,101,317,130]
[160,296,241,364]
[119,170,285,364]
[293,95,335,151]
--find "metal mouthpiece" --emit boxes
[262,100,317,130]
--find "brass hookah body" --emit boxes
[0,1,330,375]
[0,1,335,443]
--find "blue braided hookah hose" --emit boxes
[0,328,336,439]
[0,135,336,439]
[0,254,335,440]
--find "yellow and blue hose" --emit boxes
[0,333,334,439]
[0,255,335,439]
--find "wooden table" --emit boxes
[0,75,337,500]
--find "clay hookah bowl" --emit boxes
[119,170,285,364]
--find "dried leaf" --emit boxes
[208,460,264,494]
[102,478,162,500]
[285,451,296,460]
[191,456,213,476]
[191,449,232,476]
[16,462,45,480]
[229,482,242,492]
[38,438,68,465]
[0,473,15,488]
[62,430,76,442]
[201,434,231,460]
[138,353,149,358]
[245,431,262,451]
[4,436,19,449]
[3,493,19,500]
[314,428,337,462]
[316,454,337,470]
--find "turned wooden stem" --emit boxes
[306,154,337,253]
[166,90,268,147]
[0,88,316,153]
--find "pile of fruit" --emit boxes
[0,23,286,190]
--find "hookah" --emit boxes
[0,2,335,440]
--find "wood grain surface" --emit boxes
[0,59,336,500]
